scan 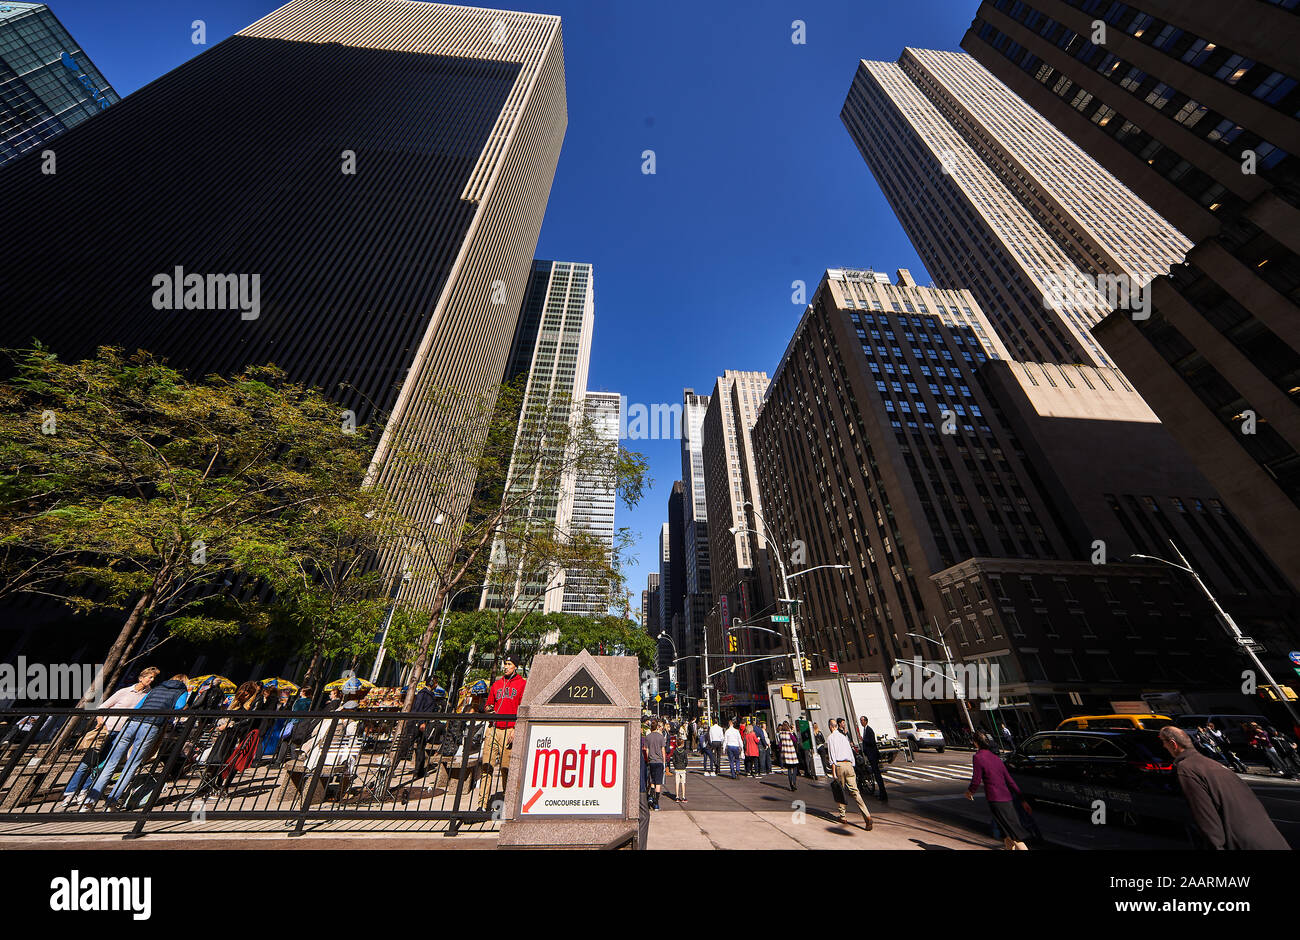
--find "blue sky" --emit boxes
[55,0,979,617]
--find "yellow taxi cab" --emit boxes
[1055,714,1173,731]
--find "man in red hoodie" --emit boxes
[478,654,526,812]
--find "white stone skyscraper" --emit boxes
[842,48,1189,368]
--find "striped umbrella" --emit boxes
[260,677,299,693]
[186,675,235,694]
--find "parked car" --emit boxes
[1056,714,1173,732]
[896,720,945,753]
[1005,730,1190,827]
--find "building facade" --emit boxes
[681,389,714,710]
[841,47,1189,368]
[483,261,595,613]
[0,0,569,608]
[752,269,1277,731]
[559,391,621,616]
[963,0,1300,594]
[701,370,775,713]
[0,2,120,166]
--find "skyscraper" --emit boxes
[681,389,714,706]
[841,47,1189,368]
[560,391,621,616]
[752,268,1279,729]
[0,0,569,606]
[0,2,120,166]
[963,0,1300,593]
[483,261,595,613]
[701,370,773,712]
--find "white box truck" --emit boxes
[766,673,899,746]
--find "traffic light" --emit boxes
[728,634,738,653]
[803,657,812,672]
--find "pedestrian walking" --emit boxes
[856,717,887,802]
[777,722,800,791]
[697,720,715,775]
[59,668,159,809]
[964,732,1031,850]
[722,722,743,780]
[756,721,773,774]
[645,719,667,810]
[743,725,760,777]
[671,732,689,803]
[1159,726,1288,849]
[813,723,829,777]
[709,719,725,777]
[723,720,743,779]
[827,719,873,830]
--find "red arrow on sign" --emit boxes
[522,789,543,813]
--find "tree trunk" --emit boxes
[27,587,156,797]
[400,584,449,713]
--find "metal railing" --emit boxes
[0,707,515,839]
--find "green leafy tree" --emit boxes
[0,345,377,704]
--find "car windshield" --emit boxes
[915,721,938,730]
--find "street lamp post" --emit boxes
[729,507,849,719]
[657,631,680,717]
[369,560,411,684]
[429,583,481,682]
[1132,540,1300,731]
[906,617,977,739]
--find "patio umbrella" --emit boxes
[260,678,299,693]
[324,676,376,692]
[186,675,235,694]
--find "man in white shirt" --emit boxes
[828,718,873,830]
[708,720,724,777]
[59,667,159,808]
[723,720,743,779]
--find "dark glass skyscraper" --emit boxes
[0,0,569,605]
[0,2,120,165]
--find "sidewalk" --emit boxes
[642,769,999,850]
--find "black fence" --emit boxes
[0,707,517,838]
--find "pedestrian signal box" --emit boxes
[780,684,798,701]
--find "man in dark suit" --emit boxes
[857,716,888,801]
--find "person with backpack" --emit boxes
[743,724,760,777]
[59,668,159,809]
[756,721,772,775]
[81,673,189,811]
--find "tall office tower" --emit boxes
[560,391,621,616]
[665,481,691,697]
[0,0,568,608]
[657,521,672,636]
[701,370,774,713]
[644,573,660,634]
[752,269,1267,730]
[964,0,1300,594]
[641,589,650,629]
[0,2,120,166]
[681,389,714,706]
[841,48,1189,368]
[483,261,595,613]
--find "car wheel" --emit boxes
[935,745,944,754]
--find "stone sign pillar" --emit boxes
[497,650,641,849]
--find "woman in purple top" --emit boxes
[965,733,1032,850]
